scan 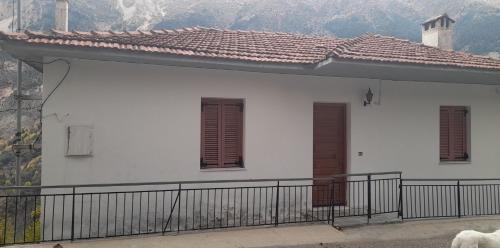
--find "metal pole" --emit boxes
[457,180,461,218]
[15,0,23,187]
[176,183,181,233]
[399,177,404,220]
[329,179,335,226]
[274,181,279,226]
[367,174,372,223]
[71,187,76,241]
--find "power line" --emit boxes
[19,58,71,147]
[18,58,72,109]
[39,59,71,108]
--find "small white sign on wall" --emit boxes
[66,125,93,156]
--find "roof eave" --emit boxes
[0,40,313,73]
[315,57,500,85]
[2,40,500,85]
[0,40,44,71]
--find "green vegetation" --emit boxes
[0,125,41,187]
[0,205,41,245]
[0,45,43,246]
[0,119,42,244]
[0,216,15,244]
[24,207,42,243]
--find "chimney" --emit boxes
[55,0,69,32]
[421,13,455,50]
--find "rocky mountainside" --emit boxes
[0,0,500,185]
[0,0,500,53]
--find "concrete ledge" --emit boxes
[12,216,500,248]
[13,224,344,248]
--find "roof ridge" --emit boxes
[108,30,126,35]
[327,34,372,58]
[147,28,204,35]
[149,30,165,35]
[124,30,141,36]
[4,26,341,42]
[162,26,332,39]
[24,30,44,36]
[71,30,91,35]
[0,30,28,40]
[50,29,73,36]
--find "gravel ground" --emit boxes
[271,216,500,248]
[14,216,500,248]
[291,235,453,248]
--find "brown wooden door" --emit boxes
[313,103,346,206]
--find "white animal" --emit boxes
[451,230,500,248]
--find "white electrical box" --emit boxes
[66,125,93,156]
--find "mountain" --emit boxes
[1,0,500,53]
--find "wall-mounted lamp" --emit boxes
[363,88,374,106]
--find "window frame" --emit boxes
[200,98,244,169]
[439,106,471,163]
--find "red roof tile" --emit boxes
[1,27,500,71]
[334,35,500,70]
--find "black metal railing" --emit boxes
[5,173,500,246]
[401,178,500,219]
[0,171,401,245]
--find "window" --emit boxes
[200,98,244,169]
[440,106,469,162]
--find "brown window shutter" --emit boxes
[440,107,451,160]
[221,102,244,167]
[201,102,221,168]
[440,106,468,161]
[201,98,244,168]
[450,107,468,160]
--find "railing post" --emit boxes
[275,181,280,226]
[367,174,372,223]
[177,183,182,232]
[329,179,335,226]
[457,180,461,218]
[399,177,404,220]
[71,186,76,241]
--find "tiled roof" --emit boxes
[332,35,500,70]
[0,27,345,64]
[1,27,500,71]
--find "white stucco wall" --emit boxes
[422,26,453,50]
[41,58,500,186]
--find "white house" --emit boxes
[0,12,499,186]
[1,3,500,240]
